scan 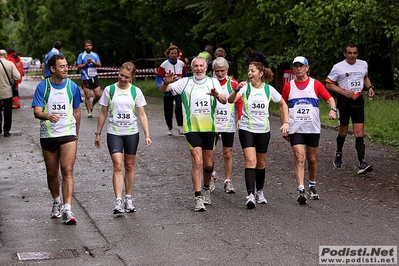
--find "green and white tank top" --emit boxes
[40,78,75,138]
[216,79,236,133]
[239,83,272,133]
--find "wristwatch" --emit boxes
[331,107,337,112]
[95,132,101,136]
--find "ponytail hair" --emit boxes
[249,62,274,83]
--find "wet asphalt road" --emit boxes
[0,80,398,265]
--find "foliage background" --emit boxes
[1,0,399,89]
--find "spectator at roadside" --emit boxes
[6,48,23,109]
[245,48,267,67]
[0,49,21,137]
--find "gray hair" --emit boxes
[212,57,229,69]
[191,57,207,68]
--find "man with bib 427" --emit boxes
[326,44,375,175]
[160,57,227,212]
[282,56,336,205]
[32,54,82,224]
[77,40,102,118]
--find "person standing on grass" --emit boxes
[160,57,227,212]
[94,62,152,215]
[32,54,82,224]
[326,43,375,175]
[282,56,336,205]
[228,62,289,209]
[156,45,187,136]
[76,40,102,118]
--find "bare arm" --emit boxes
[33,106,60,123]
[137,106,152,146]
[207,88,226,104]
[159,70,174,92]
[326,97,337,120]
[94,105,108,148]
[73,107,81,138]
[228,81,247,103]
[277,99,289,134]
[325,82,352,98]
[363,76,375,98]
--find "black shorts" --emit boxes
[238,129,270,153]
[82,76,100,90]
[185,132,217,150]
[338,107,364,126]
[215,132,235,147]
[107,133,139,155]
[289,133,320,147]
[40,135,77,152]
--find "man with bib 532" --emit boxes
[326,44,375,175]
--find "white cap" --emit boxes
[292,56,309,65]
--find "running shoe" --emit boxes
[308,186,319,200]
[113,199,125,214]
[167,129,173,136]
[245,193,256,209]
[255,190,267,204]
[209,171,218,192]
[124,199,136,213]
[224,181,236,193]
[297,189,307,205]
[202,189,211,205]
[177,126,184,135]
[357,161,373,175]
[333,152,342,168]
[62,210,77,225]
[87,113,93,118]
[51,202,62,219]
[194,197,206,212]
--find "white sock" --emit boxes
[224,179,231,183]
[298,185,305,191]
[64,204,71,211]
[53,196,61,204]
